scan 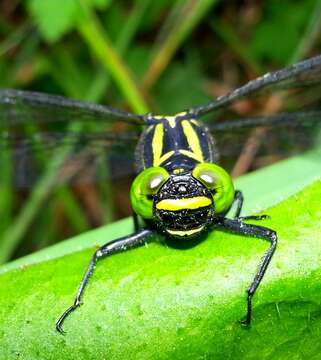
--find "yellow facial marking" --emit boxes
[166,225,205,237]
[181,120,204,162]
[156,196,211,211]
[152,123,164,166]
[173,168,185,175]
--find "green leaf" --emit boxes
[143,0,219,88]
[93,0,111,10]
[0,153,320,358]
[250,0,316,63]
[27,0,79,42]
[27,0,111,42]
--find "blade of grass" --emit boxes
[116,0,151,55]
[95,151,115,224]
[289,0,321,64]
[77,0,149,114]
[0,21,33,57]
[210,19,263,74]
[46,48,90,98]
[0,139,78,264]
[143,0,218,89]
[0,148,14,236]
[86,0,152,102]
[55,187,90,233]
[32,195,59,251]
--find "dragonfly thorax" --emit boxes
[134,114,218,174]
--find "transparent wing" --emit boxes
[0,130,139,189]
[0,89,145,127]
[209,110,321,131]
[210,110,321,177]
[1,75,321,190]
[1,109,320,188]
[191,55,321,116]
[0,88,144,189]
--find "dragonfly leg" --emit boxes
[56,228,154,334]
[217,218,277,325]
[232,190,244,218]
[238,214,270,221]
[133,212,140,231]
[231,190,270,222]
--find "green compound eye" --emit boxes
[130,167,170,219]
[192,163,234,214]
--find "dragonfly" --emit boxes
[0,55,321,334]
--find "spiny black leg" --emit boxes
[217,218,277,325]
[231,190,269,222]
[238,214,270,221]
[133,212,140,232]
[233,190,244,218]
[56,229,154,334]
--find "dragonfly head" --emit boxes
[130,164,234,239]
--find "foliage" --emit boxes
[0,1,320,263]
[27,0,111,42]
[0,11,320,359]
[0,164,320,359]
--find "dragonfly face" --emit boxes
[130,162,235,238]
[153,172,214,238]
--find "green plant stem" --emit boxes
[77,0,148,114]
[143,0,218,89]
[289,0,321,64]
[210,19,263,74]
[0,142,75,264]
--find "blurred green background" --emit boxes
[0,0,321,264]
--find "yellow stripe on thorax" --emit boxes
[156,196,211,211]
[152,123,164,166]
[178,149,202,162]
[156,151,175,166]
[181,120,204,162]
[152,123,175,166]
[190,119,200,126]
